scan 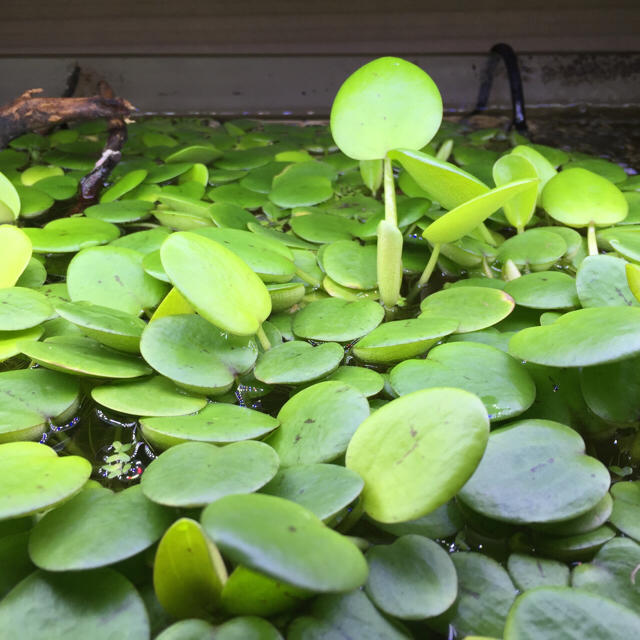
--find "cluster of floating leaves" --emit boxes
[1,59,640,639]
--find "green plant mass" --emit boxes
[1,57,640,639]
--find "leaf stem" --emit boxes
[294,266,321,288]
[256,324,272,351]
[587,221,598,256]
[418,243,441,287]
[383,156,397,227]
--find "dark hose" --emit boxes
[470,43,528,134]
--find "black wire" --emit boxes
[469,43,528,135]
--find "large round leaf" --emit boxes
[346,388,489,523]
[542,167,628,227]
[265,381,369,466]
[0,442,91,520]
[67,245,168,315]
[507,553,569,591]
[609,480,640,542]
[91,375,207,416]
[28,485,172,571]
[140,403,279,449]
[254,340,344,385]
[436,552,517,639]
[390,342,535,422]
[292,297,384,342]
[201,493,368,592]
[141,441,279,507]
[140,314,258,394]
[0,287,52,330]
[352,317,457,364]
[261,464,364,521]
[503,271,579,310]
[504,587,640,640]
[21,335,152,378]
[576,254,638,308]
[419,286,514,333]
[0,368,80,442]
[458,419,610,524]
[24,217,120,253]
[54,300,146,353]
[0,569,150,640]
[509,307,640,366]
[160,231,271,336]
[330,57,442,160]
[365,535,457,619]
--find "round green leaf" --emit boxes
[576,254,638,308]
[533,524,616,561]
[0,569,150,640]
[365,535,457,619]
[24,217,120,253]
[261,464,363,521]
[352,317,457,364]
[141,441,279,507]
[85,200,153,223]
[321,240,377,290]
[290,213,356,244]
[254,340,344,385]
[21,335,152,378]
[330,56,442,160]
[506,553,569,591]
[437,552,517,639]
[288,590,411,640]
[67,245,168,315]
[15,256,46,288]
[509,307,640,366]
[153,518,228,620]
[609,481,640,542]
[324,365,384,397]
[419,286,514,333]
[390,342,535,422]
[580,355,640,424]
[55,300,146,353]
[0,224,32,287]
[0,442,91,520]
[91,375,207,416]
[542,167,628,227]
[140,314,257,394]
[504,587,640,640]
[214,616,283,640]
[565,157,627,183]
[201,493,368,592]
[160,232,271,336]
[33,175,77,200]
[140,403,279,449]
[166,145,222,164]
[346,388,489,523]
[572,537,640,611]
[293,298,384,342]
[15,185,54,218]
[269,172,334,208]
[0,286,52,330]
[0,368,80,442]
[497,228,567,270]
[458,419,610,524]
[503,271,579,309]
[265,381,369,466]
[28,485,172,571]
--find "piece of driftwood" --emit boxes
[0,87,133,149]
[75,80,130,207]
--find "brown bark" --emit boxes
[74,81,129,208]
[0,87,133,149]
